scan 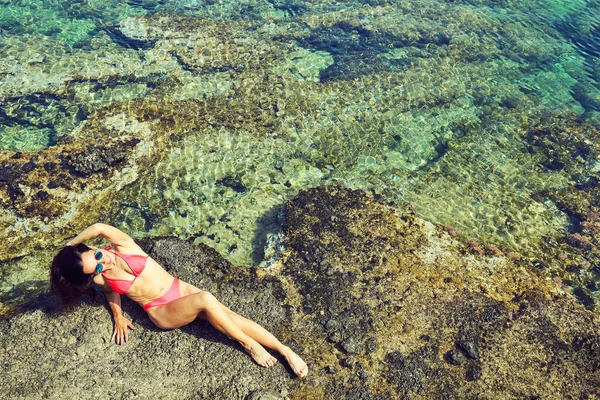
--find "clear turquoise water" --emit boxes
[1,0,600,307]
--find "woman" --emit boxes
[50,223,308,378]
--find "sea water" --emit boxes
[0,0,599,308]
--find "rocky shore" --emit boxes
[2,186,598,399]
[2,2,600,307]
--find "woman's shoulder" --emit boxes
[109,242,147,257]
[92,273,106,286]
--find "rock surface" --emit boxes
[1,186,599,399]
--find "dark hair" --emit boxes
[50,243,96,305]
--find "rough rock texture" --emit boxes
[2,186,599,399]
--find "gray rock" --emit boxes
[67,145,130,176]
[0,239,290,399]
[341,357,358,369]
[365,337,378,354]
[466,365,482,381]
[456,340,479,360]
[358,369,370,382]
[446,349,467,366]
[325,318,340,332]
[246,390,283,400]
[328,330,343,343]
[341,336,361,354]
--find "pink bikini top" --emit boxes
[101,245,148,294]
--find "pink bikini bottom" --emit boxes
[143,278,181,311]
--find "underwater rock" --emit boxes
[67,143,135,176]
[1,4,596,283]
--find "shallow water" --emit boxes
[1,0,600,308]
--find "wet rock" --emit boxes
[467,240,485,256]
[0,162,23,183]
[572,286,595,307]
[67,144,131,176]
[565,234,594,251]
[456,340,480,360]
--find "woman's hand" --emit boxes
[111,316,135,345]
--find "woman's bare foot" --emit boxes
[243,341,278,367]
[282,346,309,378]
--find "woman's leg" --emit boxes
[225,309,309,377]
[148,291,277,367]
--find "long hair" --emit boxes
[50,243,96,305]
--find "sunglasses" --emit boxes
[94,251,104,274]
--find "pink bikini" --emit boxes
[101,246,182,311]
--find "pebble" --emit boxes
[327,366,338,374]
[247,390,284,400]
[358,369,370,382]
[328,331,343,343]
[446,349,467,365]
[365,337,378,354]
[341,336,361,354]
[341,357,358,369]
[325,319,340,331]
[456,340,479,360]
[466,364,482,381]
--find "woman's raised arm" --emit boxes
[67,223,135,248]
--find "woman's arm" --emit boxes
[93,274,135,344]
[67,223,136,248]
[104,290,135,345]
